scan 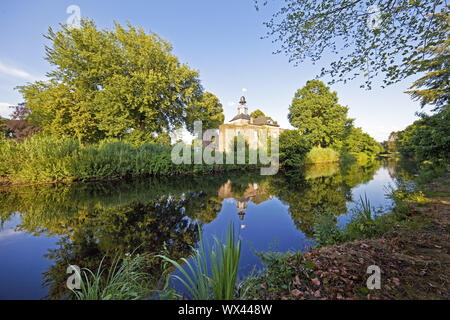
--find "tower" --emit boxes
[237,96,248,115]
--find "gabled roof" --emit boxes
[252,116,279,127]
[230,114,251,122]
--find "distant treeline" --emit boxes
[385,106,449,164]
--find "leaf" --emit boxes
[311,277,321,286]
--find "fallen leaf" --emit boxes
[392,277,400,286]
[311,277,321,286]
[291,289,301,297]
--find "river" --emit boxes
[0,159,410,299]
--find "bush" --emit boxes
[305,147,339,164]
[279,130,311,170]
[0,134,262,184]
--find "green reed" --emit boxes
[158,224,243,300]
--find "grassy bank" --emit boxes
[0,134,261,185]
[246,164,450,300]
[304,147,378,166]
[305,147,340,164]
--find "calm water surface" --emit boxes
[0,160,407,299]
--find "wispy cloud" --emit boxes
[0,61,37,81]
[0,102,13,118]
[242,88,247,93]
[227,101,236,107]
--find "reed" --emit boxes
[158,224,242,300]
[71,253,152,300]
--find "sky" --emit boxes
[0,0,430,142]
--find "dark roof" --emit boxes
[252,117,279,127]
[230,114,251,122]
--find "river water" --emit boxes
[0,160,407,299]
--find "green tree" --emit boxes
[396,106,450,162]
[18,19,222,144]
[255,0,448,89]
[185,91,224,133]
[288,80,349,147]
[405,11,449,111]
[250,109,265,118]
[279,129,311,171]
[341,125,383,157]
[250,109,276,123]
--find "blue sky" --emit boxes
[0,0,428,141]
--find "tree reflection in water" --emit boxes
[0,160,397,299]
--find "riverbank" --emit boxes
[0,135,263,187]
[248,166,450,299]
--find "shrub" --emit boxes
[0,134,262,184]
[279,130,311,170]
[305,147,339,164]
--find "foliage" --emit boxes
[249,109,276,123]
[312,194,387,247]
[158,224,243,300]
[17,19,223,143]
[310,180,431,248]
[278,129,311,171]
[0,134,260,184]
[305,147,340,164]
[313,213,342,247]
[250,109,266,118]
[251,250,299,294]
[71,252,152,300]
[395,106,450,163]
[0,103,41,142]
[289,80,349,147]
[256,0,448,89]
[405,11,449,111]
[344,126,383,156]
[185,91,225,133]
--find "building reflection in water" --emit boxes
[218,180,273,229]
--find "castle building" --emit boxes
[218,96,283,152]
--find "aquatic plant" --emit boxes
[71,252,152,300]
[158,224,243,300]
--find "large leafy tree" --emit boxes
[250,109,266,118]
[18,20,222,143]
[250,109,276,123]
[185,91,224,132]
[405,11,449,111]
[255,0,448,89]
[288,80,349,147]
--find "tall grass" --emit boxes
[305,147,340,164]
[313,194,388,247]
[158,224,243,300]
[0,134,259,184]
[71,252,152,300]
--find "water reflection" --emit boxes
[0,159,410,299]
